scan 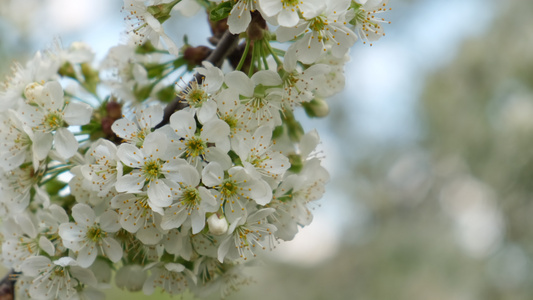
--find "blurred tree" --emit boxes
[217,0,533,299]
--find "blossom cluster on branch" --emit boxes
[0,0,389,298]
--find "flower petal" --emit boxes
[54,128,78,158]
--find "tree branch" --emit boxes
[0,270,17,300]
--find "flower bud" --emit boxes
[207,214,228,235]
[303,98,329,118]
[24,82,44,102]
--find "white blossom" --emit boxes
[59,203,123,268]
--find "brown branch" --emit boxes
[0,270,17,300]
[156,30,240,129]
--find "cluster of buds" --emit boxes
[0,0,390,298]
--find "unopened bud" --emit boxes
[106,101,122,120]
[247,11,267,41]
[24,82,44,102]
[207,214,228,235]
[303,98,329,118]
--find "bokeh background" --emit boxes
[2,0,532,299]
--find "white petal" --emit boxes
[191,211,205,234]
[160,207,188,230]
[199,187,217,207]
[251,70,282,86]
[72,203,95,225]
[228,4,251,34]
[197,101,217,124]
[177,164,200,187]
[137,226,163,245]
[32,131,53,161]
[103,237,123,262]
[225,71,253,96]
[259,0,282,16]
[201,119,230,143]
[142,132,167,158]
[147,180,173,207]
[278,8,300,27]
[63,102,93,125]
[70,266,97,286]
[201,162,223,187]
[77,244,98,268]
[54,128,78,158]
[165,263,185,273]
[99,210,121,232]
[117,143,144,168]
[275,21,307,42]
[59,223,85,242]
[115,172,145,192]
[21,256,51,276]
[137,104,163,129]
[217,236,231,263]
[205,147,232,170]
[169,110,196,137]
[300,129,319,158]
[39,236,55,256]
[16,213,36,237]
[111,118,137,140]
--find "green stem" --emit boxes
[236,39,251,71]
[260,41,269,70]
[248,42,258,77]
[266,42,283,67]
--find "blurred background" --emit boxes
[2,0,532,299]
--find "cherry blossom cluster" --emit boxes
[0,0,390,298]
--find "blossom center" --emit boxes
[43,112,64,131]
[309,16,327,33]
[220,180,238,199]
[185,136,206,158]
[282,0,299,8]
[142,159,162,180]
[181,187,200,209]
[184,86,208,108]
[222,115,238,131]
[87,226,105,242]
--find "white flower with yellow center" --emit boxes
[123,0,180,55]
[276,0,357,64]
[260,0,323,27]
[21,256,97,300]
[217,207,277,262]
[142,262,196,295]
[115,131,186,209]
[58,203,123,268]
[111,192,165,245]
[178,62,224,124]
[81,139,122,197]
[235,126,290,187]
[202,162,272,223]
[0,164,49,212]
[0,112,52,171]
[160,164,219,234]
[169,110,231,169]
[224,70,284,130]
[112,104,164,147]
[2,213,55,271]
[347,0,391,45]
[17,81,93,159]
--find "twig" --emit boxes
[0,270,17,300]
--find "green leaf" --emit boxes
[156,85,176,103]
[209,1,233,21]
